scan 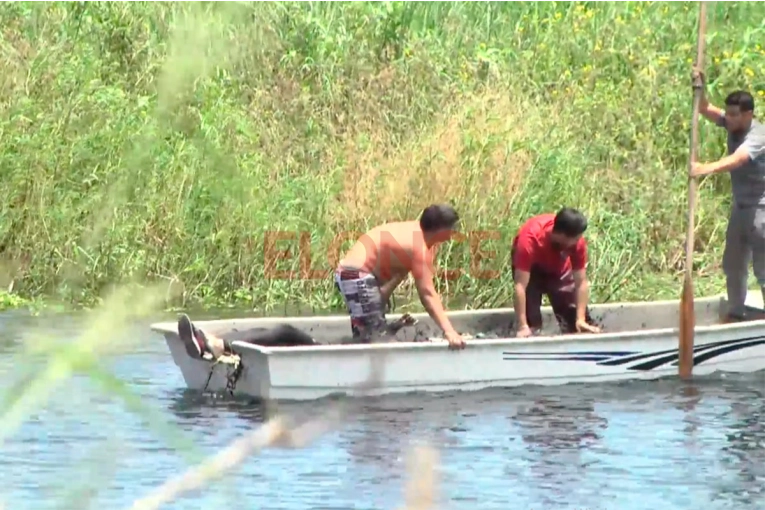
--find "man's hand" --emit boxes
[445,330,466,350]
[575,319,601,334]
[516,324,533,338]
[691,66,705,88]
[690,161,712,177]
[400,313,416,327]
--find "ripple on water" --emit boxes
[1,315,765,509]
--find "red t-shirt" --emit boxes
[512,213,587,275]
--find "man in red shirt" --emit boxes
[511,207,602,338]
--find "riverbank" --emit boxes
[0,2,761,312]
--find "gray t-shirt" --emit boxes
[716,116,765,207]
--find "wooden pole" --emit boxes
[679,1,708,380]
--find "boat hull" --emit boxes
[151,291,765,401]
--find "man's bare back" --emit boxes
[340,221,435,284]
[334,204,465,349]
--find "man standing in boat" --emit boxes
[511,207,601,338]
[689,69,765,322]
[334,203,466,349]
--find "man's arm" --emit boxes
[379,271,408,303]
[693,135,765,177]
[513,269,531,329]
[411,253,458,337]
[572,269,591,323]
[570,239,591,323]
[699,92,725,126]
[511,235,534,330]
[696,147,751,175]
[693,68,725,126]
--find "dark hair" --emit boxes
[419,204,459,233]
[552,207,587,238]
[725,90,755,112]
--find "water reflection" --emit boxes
[508,391,607,508]
[713,384,765,506]
[156,376,765,508]
[675,384,704,450]
[165,389,272,428]
[6,304,765,510]
[514,395,607,451]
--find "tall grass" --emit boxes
[2,1,765,313]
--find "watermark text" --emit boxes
[263,230,503,280]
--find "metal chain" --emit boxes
[225,358,243,396]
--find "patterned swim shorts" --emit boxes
[334,267,388,343]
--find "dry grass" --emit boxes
[325,89,537,307]
[0,1,740,313]
[332,90,534,228]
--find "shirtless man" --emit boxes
[334,203,466,349]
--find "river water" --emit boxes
[1,310,765,510]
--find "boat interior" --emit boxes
[150,290,765,347]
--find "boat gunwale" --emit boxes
[226,317,765,355]
[149,293,765,356]
[149,293,726,335]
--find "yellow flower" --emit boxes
[745,67,755,77]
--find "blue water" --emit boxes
[1,311,765,510]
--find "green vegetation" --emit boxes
[2,1,765,313]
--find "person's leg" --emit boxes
[178,314,207,358]
[524,269,545,332]
[178,315,318,359]
[545,266,594,334]
[747,207,765,313]
[334,271,362,340]
[334,267,388,343]
[723,205,752,320]
[223,325,318,347]
[178,314,227,359]
[379,272,407,313]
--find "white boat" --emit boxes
[150,290,765,401]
